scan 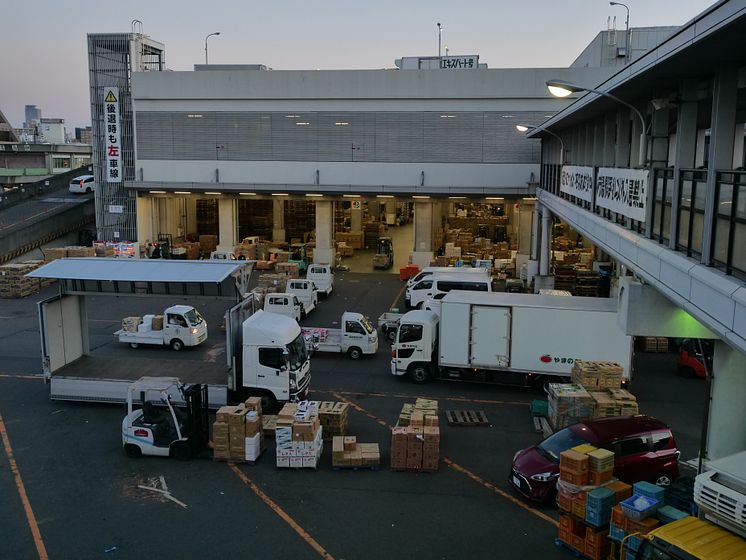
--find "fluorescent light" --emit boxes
[548,85,573,98]
[413,195,430,199]
[448,196,465,199]
[204,191,221,195]
[239,192,256,196]
[522,197,537,201]
[295,122,310,126]
[486,197,504,200]
[376,195,394,198]
[186,114,203,118]
[149,190,166,194]
[174,191,191,195]
[334,122,349,126]
[305,193,324,197]
[272,193,289,196]
[439,115,456,118]
[501,115,515,118]
[343,194,360,198]
[285,114,300,118]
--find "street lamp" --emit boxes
[204,31,220,65]
[609,2,630,64]
[437,23,443,58]
[516,124,565,164]
[546,79,648,166]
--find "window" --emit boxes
[651,431,672,452]
[269,297,288,306]
[345,321,366,334]
[414,280,432,291]
[167,314,187,327]
[437,281,488,292]
[258,347,285,369]
[399,324,423,343]
[616,435,650,457]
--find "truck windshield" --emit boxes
[537,427,592,462]
[184,309,204,326]
[360,316,374,334]
[287,333,308,370]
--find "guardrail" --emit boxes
[0,165,92,210]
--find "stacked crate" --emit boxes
[644,337,669,353]
[571,361,623,390]
[574,270,600,297]
[256,273,288,292]
[275,401,324,469]
[553,266,577,293]
[0,262,42,298]
[318,401,349,439]
[213,397,265,463]
[609,482,666,554]
[198,234,218,254]
[66,246,95,257]
[331,436,381,468]
[391,398,439,472]
[607,388,639,416]
[547,383,594,430]
[275,262,300,278]
[42,247,68,263]
[364,222,385,249]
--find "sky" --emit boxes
[1,0,716,130]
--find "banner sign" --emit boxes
[560,165,594,203]
[595,167,649,222]
[103,87,122,183]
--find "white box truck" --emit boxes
[303,312,378,359]
[391,291,632,386]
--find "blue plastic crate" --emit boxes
[634,481,665,502]
[621,494,659,521]
[625,550,637,560]
[609,523,627,542]
[587,486,615,512]
[626,535,643,552]
[657,505,688,525]
[586,508,611,527]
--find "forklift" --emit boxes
[122,377,209,460]
[373,237,394,270]
[288,243,309,273]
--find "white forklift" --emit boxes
[115,305,207,351]
[122,377,209,460]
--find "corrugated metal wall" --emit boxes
[136,110,546,164]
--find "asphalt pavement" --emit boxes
[0,271,705,559]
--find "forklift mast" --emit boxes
[182,384,209,450]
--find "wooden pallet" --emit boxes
[445,410,489,426]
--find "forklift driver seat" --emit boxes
[142,402,166,424]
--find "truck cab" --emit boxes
[241,310,311,409]
[210,250,237,261]
[307,264,334,297]
[390,310,439,382]
[287,279,318,316]
[264,293,303,322]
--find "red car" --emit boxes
[510,416,680,502]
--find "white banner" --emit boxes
[103,87,122,183]
[559,165,594,203]
[596,167,649,222]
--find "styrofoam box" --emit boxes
[299,448,315,458]
[276,457,290,468]
[246,448,261,462]
[289,457,303,468]
[302,457,317,468]
[276,448,294,458]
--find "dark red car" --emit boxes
[510,416,680,502]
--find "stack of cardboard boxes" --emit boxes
[643,336,669,352]
[331,436,381,468]
[317,401,349,439]
[275,401,323,469]
[199,235,218,254]
[256,273,288,292]
[391,398,440,472]
[275,262,300,278]
[0,261,43,298]
[213,397,265,463]
[569,361,639,418]
[547,383,595,430]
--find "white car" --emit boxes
[69,175,95,194]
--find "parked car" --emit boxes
[510,415,680,502]
[69,175,95,194]
[677,338,713,378]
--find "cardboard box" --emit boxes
[244,396,263,414]
[343,436,357,451]
[245,417,262,438]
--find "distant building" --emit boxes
[571,26,679,68]
[24,104,41,128]
[74,126,93,144]
[13,127,36,143]
[38,118,66,144]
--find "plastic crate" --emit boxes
[625,535,643,552]
[656,505,689,525]
[609,523,627,542]
[633,481,665,502]
[531,399,548,417]
[621,495,659,521]
[587,487,615,512]
[586,508,611,528]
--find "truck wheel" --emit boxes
[386,329,397,343]
[170,339,184,351]
[129,343,139,349]
[654,472,674,487]
[348,347,363,360]
[250,390,278,414]
[171,441,192,461]
[124,444,142,458]
[408,364,431,383]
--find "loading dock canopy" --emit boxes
[28,258,251,300]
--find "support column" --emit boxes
[614,109,631,167]
[645,106,671,234]
[272,199,286,243]
[539,206,552,276]
[314,200,335,264]
[217,196,237,252]
[411,201,433,269]
[593,117,605,164]
[368,200,381,222]
[584,122,594,165]
[630,106,644,167]
[702,64,738,265]
[136,195,154,253]
[603,112,616,166]
[670,79,699,249]
[350,206,362,232]
[706,341,746,460]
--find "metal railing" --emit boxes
[650,167,673,244]
[711,170,746,279]
[674,169,708,259]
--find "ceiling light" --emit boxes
[186,114,203,118]
[305,193,324,197]
[376,195,394,198]
[413,195,430,199]
[334,122,349,126]
[448,196,465,199]
[439,115,456,118]
[272,193,289,196]
[148,190,166,194]
[522,197,537,201]
[295,122,310,126]
[204,191,221,195]
[239,192,256,196]
[486,197,504,200]
[343,194,360,198]
[174,191,191,195]
[285,114,300,118]
[515,125,531,133]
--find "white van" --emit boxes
[405,267,490,307]
[264,293,303,322]
[408,272,492,309]
[287,279,318,316]
[307,264,334,297]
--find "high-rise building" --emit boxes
[24,104,41,128]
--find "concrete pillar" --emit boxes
[217,196,237,252]
[539,206,552,276]
[584,122,594,165]
[630,106,644,167]
[368,200,381,222]
[670,79,699,249]
[530,206,540,260]
[272,199,286,243]
[603,112,616,166]
[593,117,605,164]
[518,202,533,256]
[706,340,746,460]
[645,106,671,234]
[615,108,631,167]
[136,195,154,251]
[703,64,739,265]
[314,200,335,264]
[411,201,433,268]
[350,207,362,232]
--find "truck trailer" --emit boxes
[391,291,632,386]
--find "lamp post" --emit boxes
[546,79,648,166]
[204,31,220,65]
[609,2,630,64]
[437,23,443,58]
[516,124,565,165]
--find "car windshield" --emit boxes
[184,309,204,326]
[287,333,308,370]
[537,426,592,462]
[360,316,374,334]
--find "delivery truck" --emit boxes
[391,291,632,386]
[303,312,378,359]
[115,305,207,350]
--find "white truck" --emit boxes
[303,312,378,359]
[391,291,632,386]
[264,293,303,321]
[115,305,207,351]
[286,279,318,316]
[307,263,334,297]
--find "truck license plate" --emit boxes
[512,475,522,488]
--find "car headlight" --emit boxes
[530,471,559,482]
[191,328,198,334]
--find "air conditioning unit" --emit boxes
[694,450,746,538]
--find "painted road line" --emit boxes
[0,410,49,560]
[0,374,45,380]
[228,464,335,560]
[330,392,558,528]
[316,388,529,407]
